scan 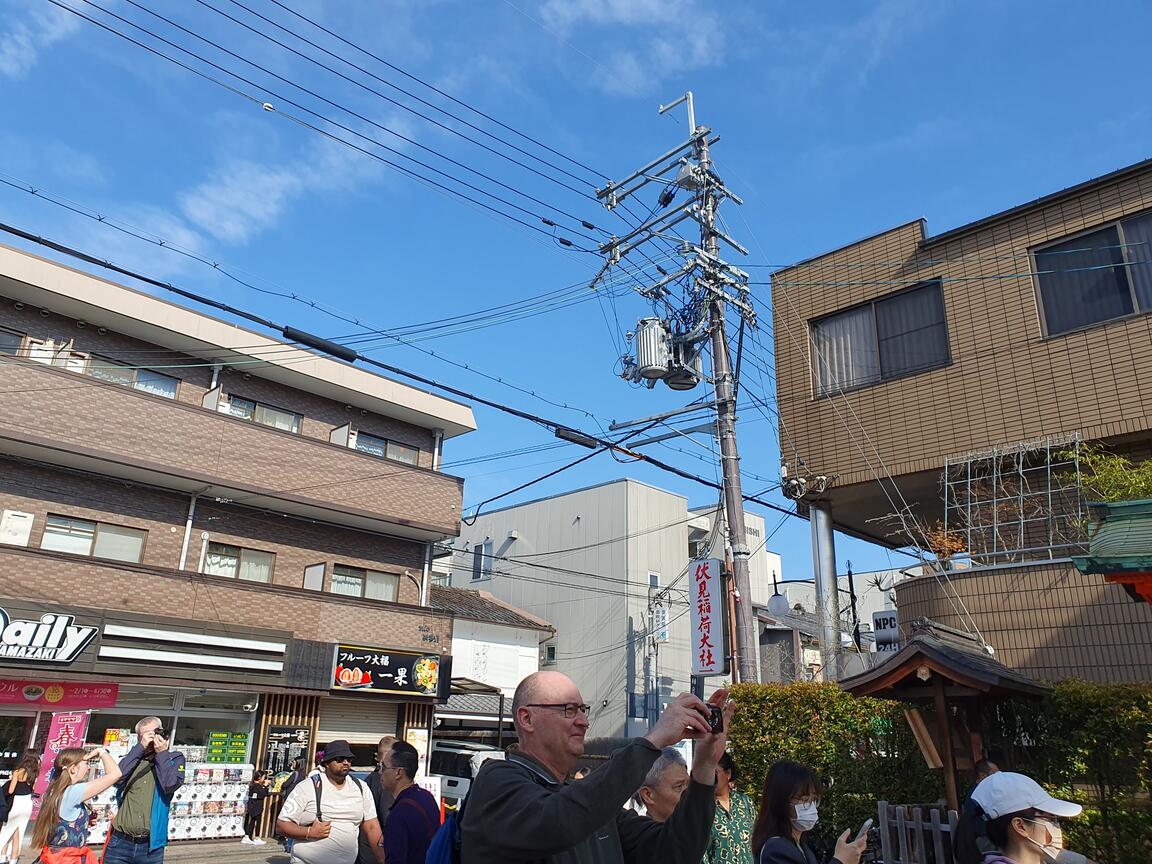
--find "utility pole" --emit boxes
[594,92,759,684]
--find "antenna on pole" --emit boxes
[658,91,696,135]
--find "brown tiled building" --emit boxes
[0,242,476,838]
[772,157,1152,683]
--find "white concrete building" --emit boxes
[444,479,782,738]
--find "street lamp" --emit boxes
[767,570,791,617]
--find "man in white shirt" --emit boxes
[276,740,385,864]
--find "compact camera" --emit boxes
[708,705,724,734]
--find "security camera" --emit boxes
[242,702,258,712]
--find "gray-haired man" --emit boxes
[634,748,689,822]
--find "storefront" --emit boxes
[0,598,306,844]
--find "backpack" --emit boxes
[311,773,364,822]
[425,796,464,864]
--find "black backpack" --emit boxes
[311,773,364,822]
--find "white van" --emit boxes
[429,740,505,806]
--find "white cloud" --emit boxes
[0,2,84,79]
[540,0,698,31]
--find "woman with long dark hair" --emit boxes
[0,750,41,863]
[749,761,866,864]
[29,747,121,863]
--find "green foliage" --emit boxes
[727,682,941,854]
[1061,443,1152,503]
[981,680,1152,864]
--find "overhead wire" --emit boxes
[47,0,594,246]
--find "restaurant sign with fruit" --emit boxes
[332,644,449,699]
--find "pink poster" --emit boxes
[0,679,117,709]
[31,711,92,819]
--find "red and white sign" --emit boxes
[32,711,91,819]
[689,558,727,676]
[0,679,118,709]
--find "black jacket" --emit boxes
[460,739,714,864]
[758,836,843,864]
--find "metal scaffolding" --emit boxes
[943,434,1087,565]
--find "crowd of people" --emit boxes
[5,676,1088,864]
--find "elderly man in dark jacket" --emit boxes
[461,671,732,864]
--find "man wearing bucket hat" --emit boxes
[277,740,385,864]
[968,772,1093,864]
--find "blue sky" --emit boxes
[2,0,1151,580]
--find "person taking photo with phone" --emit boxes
[103,717,186,864]
[750,761,867,864]
[30,746,121,863]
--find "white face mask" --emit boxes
[792,800,819,832]
[1023,818,1063,860]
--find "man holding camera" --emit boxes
[461,670,731,864]
[104,716,186,864]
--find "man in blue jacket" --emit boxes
[104,716,186,864]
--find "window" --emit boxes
[330,564,399,602]
[227,396,302,434]
[542,644,557,666]
[89,357,179,399]
[354,431,420,466]
[811,280,949,396]
[41,515,145,563]
[25,339,89,372]
[0,327,22,355]
[302,562,326,591]
[203,542,274,583]
[1035,211,1152,335]
[471,539,493,581]
[648,571,660,589]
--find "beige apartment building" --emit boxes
[772,157,1152,682]
[0,242,475,842]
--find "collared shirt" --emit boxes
[704,791,756,864]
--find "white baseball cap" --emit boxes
[971,772,1082,819]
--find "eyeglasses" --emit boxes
[525,703,591,718]
[328,757,353,764]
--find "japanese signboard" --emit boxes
[0,679,117,708]
[689,558,728,676]
[32,711,91,819]
[0,607,97,664]
[262,726,311,775]
[333,645,449,699]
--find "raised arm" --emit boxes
[80,748,122,802]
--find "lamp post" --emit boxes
[767,569,791,617]
[846,560,863,652]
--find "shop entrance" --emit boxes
[0,714,35,781]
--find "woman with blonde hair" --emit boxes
[29,747,120,863]
[0,750,40,863]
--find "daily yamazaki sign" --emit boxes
[0,607,97,663]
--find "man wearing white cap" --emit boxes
[968,772,1093,864]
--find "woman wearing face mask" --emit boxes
[749,761,866,864]
[969,772,1083,864]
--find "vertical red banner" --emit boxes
[31,711,91,819]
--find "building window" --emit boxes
[41,515,145,563]
[302,562,325,591]
[542,644,557,666]
[88,357,179,399]
[203,542,274,583]
[810,280,949,396]
[470,539,493,581]
[227,396,302,434]
[1035,210,1152,335]
[25,339,89,373]
[648,571,660,589]
[0,327,23,355]
[330,564,399,602]
[354,431,420,466]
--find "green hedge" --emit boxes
[979,680,1152,864]
[728,680,1152,864]
[727,682,942,854]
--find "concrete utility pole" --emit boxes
[594,92,759,684]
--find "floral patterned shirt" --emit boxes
[703,790,757,864]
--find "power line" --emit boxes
[48,0,593,246]
[0,217,803,522]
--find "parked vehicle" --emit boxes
[429,740,505,806]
